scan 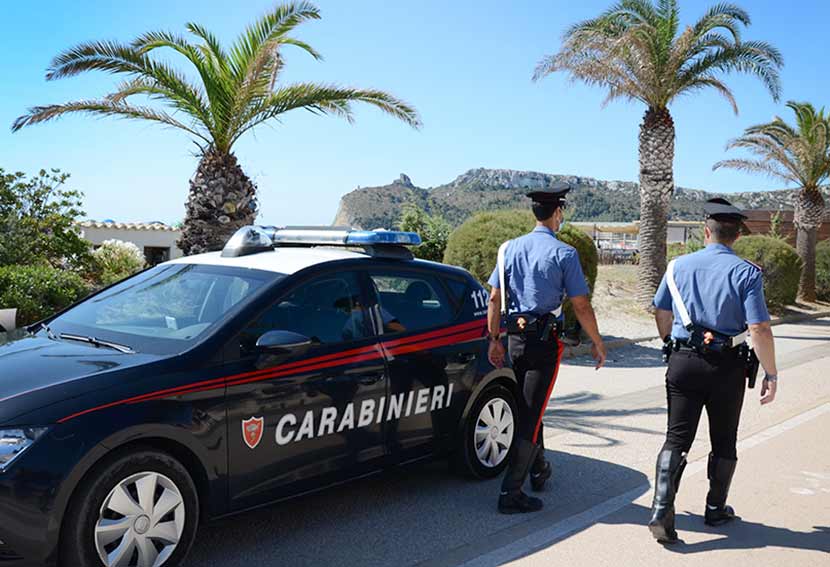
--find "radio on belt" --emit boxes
[221,225,422,258]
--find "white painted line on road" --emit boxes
[458,402,830,567]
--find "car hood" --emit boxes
[0,335,165,422]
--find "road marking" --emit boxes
[458,402,830,567]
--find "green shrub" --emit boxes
[667,242,686,262]
[443,210,598,326]
[733,236,802,310]
[816,239,830,301]
[397,203,451,262]
[91,239,146,286]
[0,265,89,326]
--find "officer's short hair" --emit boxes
[532,202,560,221]
[706,218,741,243]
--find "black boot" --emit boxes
[704,454,737,526]
[648,449,687,544]
[498,440,543,514]
[530,436,552,492]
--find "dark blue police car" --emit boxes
[0,227,520,567]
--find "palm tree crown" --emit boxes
[534,0,783,111]
[714,101,830,189]
[11,1,422,151]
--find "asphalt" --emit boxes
[186,318,830,567]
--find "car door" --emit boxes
[366,267,482,463]
[225,268,388,511]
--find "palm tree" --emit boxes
[533,0,782,308]
[715,101,830,301]
[12,2,421,255]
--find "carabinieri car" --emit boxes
[0,226,521,567]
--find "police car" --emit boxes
[0,226,521,567]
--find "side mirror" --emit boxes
[255,330,312,357]
[0,309,16,333]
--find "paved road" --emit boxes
[187,318,830,567]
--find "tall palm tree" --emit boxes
[533,0,782,308]
[715,101,830,301]
[12,2,421,255]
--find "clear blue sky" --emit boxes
[1,0,828,226]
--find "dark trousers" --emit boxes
[662,349,746,460]
[501,332,563,493]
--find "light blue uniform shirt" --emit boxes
[653,243,771,340]
[488,226,590,317]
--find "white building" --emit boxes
[77,221,183,265]
[572,220,703,250]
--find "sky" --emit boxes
[2,0,829,226]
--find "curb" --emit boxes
[563,309,830,359]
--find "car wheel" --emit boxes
[457,384,517,479]
[60,449,199,567]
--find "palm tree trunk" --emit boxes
[794,187,825,302]
[637,107,675,309]
[178,150,259,256]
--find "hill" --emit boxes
[332,168,826,229]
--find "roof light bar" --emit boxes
[221,226,422,257]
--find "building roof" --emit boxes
[166,247,367,275]
[78,220,180,232]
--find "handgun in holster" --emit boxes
[738,343,760,389]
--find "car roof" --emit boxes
[166,247,368,275]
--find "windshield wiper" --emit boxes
[31,322,57,340]
[59,333,136,354]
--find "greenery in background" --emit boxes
[397,203,451,262]
[534,0,782,310]
[91,239,147,286]
[815,239,830,301]
[443,210,598,328]
[733,236,802,310]
[12,1,420,256]
[0,265,88,326]
[667,227,705,261]
[0,168,91,270]
[769,209,785,240]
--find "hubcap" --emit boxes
[474,397,514,468]
[94,472,185,567]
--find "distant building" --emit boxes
[571,220,703,250]
[77,221,183,265]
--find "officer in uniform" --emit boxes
[648,198,779,543]
[487,183,607,514]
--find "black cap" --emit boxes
[527,180,571,205]
[703,198,747,221]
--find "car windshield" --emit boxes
[48,263,281,354]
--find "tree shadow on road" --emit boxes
[187,451,648,567]
[540,390,665,447]
[602,504,830,555]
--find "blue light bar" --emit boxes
[345,230,422,246]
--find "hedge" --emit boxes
[443,210,598,325]
[733,236,802,309]
[0,264,89,326]
[816,239,830,301]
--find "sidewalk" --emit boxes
[509,407,830,566]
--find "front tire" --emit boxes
[457,384,517,478]
[60,449,199,567]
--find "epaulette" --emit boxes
[742,258,763,272]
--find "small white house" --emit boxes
[77,221,183,265]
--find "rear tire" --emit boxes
[60,449,199,567]
[456,384,517,479]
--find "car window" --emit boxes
[243,271,372,349]
[50,264,276,354]
[369,271,453,334]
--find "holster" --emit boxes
[740,345,760,389]
[506,313,562,340]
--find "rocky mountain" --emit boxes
[333,168,829,229]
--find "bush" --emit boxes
[733,236,802,309]
[816,239,830,301]
[443,210,598,326]
[92,239,146,286]
[397,203,451,262]
[0,265,89,326]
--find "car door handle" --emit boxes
[358,374,385,385]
